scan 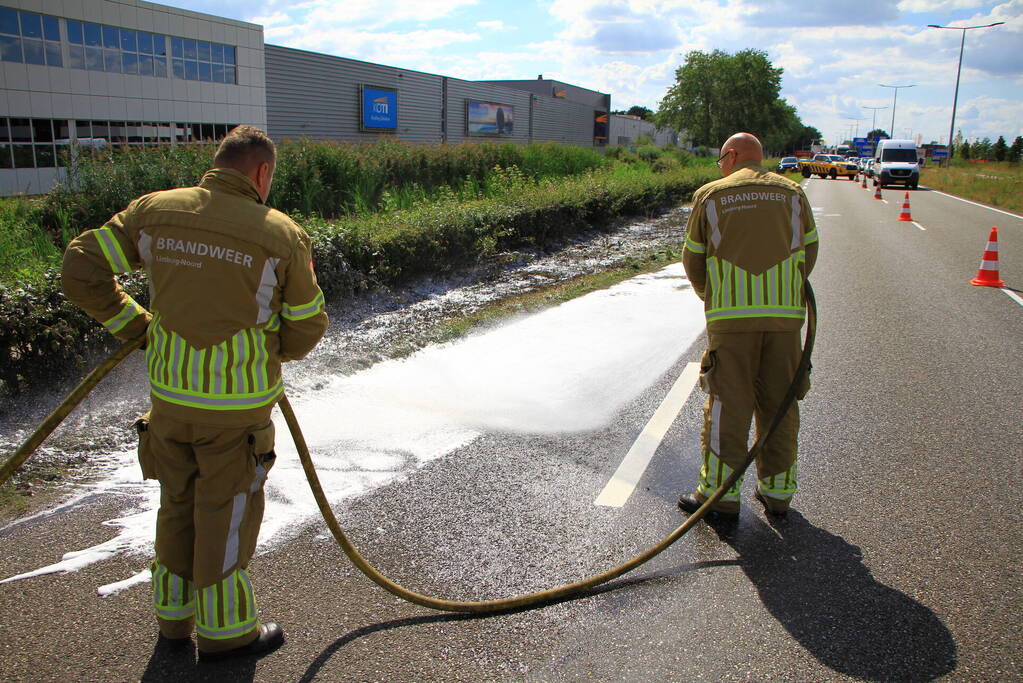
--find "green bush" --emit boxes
[636,145,664,162]
[0,141,716,396]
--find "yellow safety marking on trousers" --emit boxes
[595,362,701,507]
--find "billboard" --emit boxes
[466,100,514,136]
[361,85,398,132]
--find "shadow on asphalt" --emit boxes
[139,636,262,682]
[296,558,739,682]
[709,511,958,682]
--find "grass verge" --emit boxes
[921,162,1023,213]
[420,244,685,350]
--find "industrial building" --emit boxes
[1,0,678,196]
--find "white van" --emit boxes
[874,139,919,189]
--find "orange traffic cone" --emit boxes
[873,178,882,200]
[861,173,867,189]
[971,227,1005,287]
[898,192,913,221]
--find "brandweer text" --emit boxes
[156,237,254,267]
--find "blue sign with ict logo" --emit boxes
[362,86,397,131]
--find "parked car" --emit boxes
[778,156,799,173]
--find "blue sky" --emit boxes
[170,0,1021,146]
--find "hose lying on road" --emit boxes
[1,283,815,614]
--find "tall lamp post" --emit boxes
[863,105,888,135]
[927,22,1004,160]
[844,116,865,139]
[878,84,917,138]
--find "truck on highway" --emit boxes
[873,139,920,189]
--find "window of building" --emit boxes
[170,36,236,84]
[1,117,60,168]
[66,19,170,79]
[0,7,62,66]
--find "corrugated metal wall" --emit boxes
[265,45,443,143]
[443,79,531,144]
[609,115,681,148]
[533,97,599,147]
[265,46,611,148]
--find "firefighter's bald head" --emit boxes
[214,126,277,203]
[718,132,763,176]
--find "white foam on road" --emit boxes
[1,263,706,594]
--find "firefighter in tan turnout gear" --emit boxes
[677,132,818,519]
[62,126,328,661]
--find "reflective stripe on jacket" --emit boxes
[682,162,819,333]
[62,168,328,425]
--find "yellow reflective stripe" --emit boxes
[759,462,798,498]
[684,236,706,254]
[151,378,283,410]
[94,227,131,274]
[706,306,805,321]
[195,569,258,639]
[697,449,742,502]
[151,561,194,619]
[102,299,144,334]
[281,290,324,321]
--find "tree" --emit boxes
[976,137,993,160]
[993,135,1007,162]
[656,49,790,148]
[867,129,888,141]
[960,140,971,160]
[626,105,653,120]
[1009,136,1023,163]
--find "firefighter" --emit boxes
[677,132,818,519]
[62,126,328,660]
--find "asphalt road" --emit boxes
[0,177,1020,681]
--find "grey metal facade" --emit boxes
[609,114,680,148]
[264,45,611,149]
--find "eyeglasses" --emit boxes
[716,149,733,169]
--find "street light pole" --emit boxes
[863,105,887,135]
[878,84,916,137]
[927,22,1004,160]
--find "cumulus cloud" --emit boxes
[743,0,900,27]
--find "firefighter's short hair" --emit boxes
[213,125,276,172]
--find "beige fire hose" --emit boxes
[1,283,815,613]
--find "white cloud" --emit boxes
[897,0,987,11]
[476,20,510,31]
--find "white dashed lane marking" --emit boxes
[595,363,701,508]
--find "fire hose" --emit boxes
[1,282,815,613]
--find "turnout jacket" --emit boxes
[62,168,328,426]
[682,161,819,333]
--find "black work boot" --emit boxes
[678,492,739,518]
[198,623,285,663]
[755,489,790,517]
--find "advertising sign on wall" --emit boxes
[361,85,398,132]
[466,100,513,136]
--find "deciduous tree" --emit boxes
[656,49,794,150]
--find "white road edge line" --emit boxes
[912,221,926,231]
[1002,288,1023,307]
[926,189,1023,221]
[595,362,701,508]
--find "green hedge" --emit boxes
[1,161,714,396]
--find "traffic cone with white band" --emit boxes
[971,226,1005,287]
[898,192,914,221]
[873,178,882,200]
[861,173,867,188]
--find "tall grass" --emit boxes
[921,161,1023,212]
[0,199,64,285]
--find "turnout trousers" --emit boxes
[136,410,276,652]
[694,330,807,513]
